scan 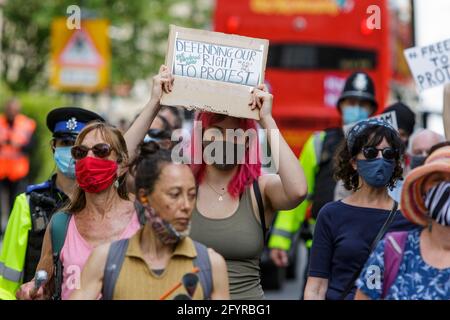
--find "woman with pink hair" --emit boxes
[189,85,307,299]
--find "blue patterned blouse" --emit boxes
[357,229,450,300]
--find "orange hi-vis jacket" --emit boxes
[0,114,36,181]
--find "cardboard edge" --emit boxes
[444,84,450,140]
[161,75,260,120]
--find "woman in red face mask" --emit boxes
[16,122,144,300]
[16,66,175,300]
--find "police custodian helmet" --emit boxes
[337,72,378,111]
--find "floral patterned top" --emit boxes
[357,229,450,300]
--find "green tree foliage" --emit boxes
[1,0,212,91]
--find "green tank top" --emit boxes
[190,186,265,300]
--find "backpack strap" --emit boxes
[50,212,71,300]
[252,179,267,243]
[134,200,147,226]
[193,241,213,300]
[101,239,130,300]
[382,231,408,299]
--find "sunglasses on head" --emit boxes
[362,146,398,160]
[71,143,113,160]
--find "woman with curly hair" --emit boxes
[304,119,418,300]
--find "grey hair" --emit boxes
[408,129,445,154]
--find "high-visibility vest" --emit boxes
[0,114,36,181]
[0,194,31,300]
[268,132,324,251]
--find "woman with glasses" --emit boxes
[16,65,175,301]
[304,119,418,300]
[69,141,229,300]
[0,107,104,300]
[16,122,145,300]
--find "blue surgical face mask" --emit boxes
[54,146,76,179]
[356,158,395,188]
[342,105,370,125]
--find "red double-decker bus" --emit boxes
[214,0,414,155]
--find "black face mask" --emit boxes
[410,155,426,170]
[202,140,245,171]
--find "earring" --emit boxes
[114,179,119,189]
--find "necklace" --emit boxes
[205,180,227,201]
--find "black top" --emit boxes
[23,175,69,282]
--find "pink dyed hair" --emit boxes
[190,112,261,198]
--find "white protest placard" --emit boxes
[343,111,398,136]
[404,38,450,91]
[160,25,269,120]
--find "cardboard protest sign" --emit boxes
[444,84,450,140]
[343,111,398,137]
[160,25,269,120]
[404,38,450,91]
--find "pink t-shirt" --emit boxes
[60,213,141,300]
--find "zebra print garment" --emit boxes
[425,181,450,226]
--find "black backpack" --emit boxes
[310,128,344,219]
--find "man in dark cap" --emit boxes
[268,72,378,296]
[0,107,104,299]
[382,102,416,148]
[381,102,416,203]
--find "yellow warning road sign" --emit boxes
[50,18,110,92]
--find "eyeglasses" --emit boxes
[362,146,398,160]
[71,143,113,160]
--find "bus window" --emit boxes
[267,44,378,70]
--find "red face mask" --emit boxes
[75,157,118,193]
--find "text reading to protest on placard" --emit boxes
[173,38,264,87]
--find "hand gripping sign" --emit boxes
[160,25,269,120]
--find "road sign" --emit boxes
[50,18,110,92]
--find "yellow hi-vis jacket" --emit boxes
[268,131,325,251]
[0,194,31,300]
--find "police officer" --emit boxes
[0,107,104,299]
[268,72,378,297]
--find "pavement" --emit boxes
[265,241,308,300]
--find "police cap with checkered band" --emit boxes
[337,71,378,112]
[46,107,105,140]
